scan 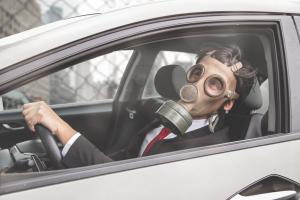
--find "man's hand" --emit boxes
[22,101,76,145]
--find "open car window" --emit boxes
[2,50,133,110]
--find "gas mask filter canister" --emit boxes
[155,100,193,136]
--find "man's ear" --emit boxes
[223,100,234,112]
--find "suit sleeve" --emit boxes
[62,135,113,168]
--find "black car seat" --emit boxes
[244,79,269,139]
[140,64,186,121]
[226,78,263,141]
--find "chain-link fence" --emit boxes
[0,0,161,109]
[0,0,161,38]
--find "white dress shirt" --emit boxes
[61,132,81,157]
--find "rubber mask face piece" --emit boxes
[179,55,239,118]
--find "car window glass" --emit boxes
[142,51,197,98]
[2,50,133,109]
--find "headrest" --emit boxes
[252,79,268,114]
[154,65,186,100]
[243,78,263,110]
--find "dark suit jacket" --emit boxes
[62,125,231,168]
[147,126,230,155]
[62,136,112,168]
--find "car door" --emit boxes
[1,13,300,200]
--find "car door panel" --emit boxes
[1,135,300,200]
[54,101,114,151]
[0,110,34,149]
[0,101,114,150]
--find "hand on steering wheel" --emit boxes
[23,101,76,169]
[35,124,64,169]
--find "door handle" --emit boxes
[231,190,296,200]
[2,123,25,131]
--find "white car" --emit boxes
[1,0,300,199]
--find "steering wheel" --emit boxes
[35,125,64,169]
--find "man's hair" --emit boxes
[196,43,256,101]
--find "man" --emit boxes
[22,44,256,168]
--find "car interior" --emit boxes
[0,27,273,173]
[106,30,271,159]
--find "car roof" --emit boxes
[0,0,299,69]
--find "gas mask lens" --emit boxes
[187,64,205,83]
[186,64,225,98]
[204,75,225,97]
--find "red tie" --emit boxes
[142,127,170,156]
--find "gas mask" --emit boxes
[155,54,242,135]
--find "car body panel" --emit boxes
[0,0,300,69]
[295,16,300,31]
[269,15,300,132]
[0,1,299,199]
[0,15,290,93]
[1,136,300,200]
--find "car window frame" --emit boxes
[284,15,300,132]
[0,14,294,194]
[293,15,300,39]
